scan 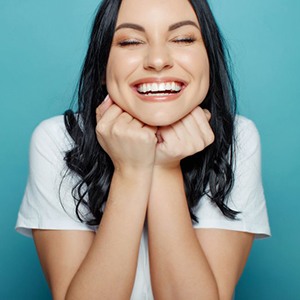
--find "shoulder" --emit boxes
[234,115,260,141]
[32,115,69,143]
[234,115,261,161]
[16,115,97,237]
[31,115,74,155]
[193,115,270,237]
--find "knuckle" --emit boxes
[95,105,101,115]
[111,123,122,137]
[203,109,211,120]
[196,140,206,151]
[170,147,182,158]
[188,144,196,154]
[143,130,156,143]
[207,131,215,145]
[96,122,107,136]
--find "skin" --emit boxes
[33,0,254,299]
[106,0,210,126]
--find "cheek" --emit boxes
[183,51,210,101]
[106,57,120,87]
[193,51,210,97]
[106,52,142,85]
[105,54,139,108]
[194,59,209,80]
[200,56,210,80]
[179,48,210,76]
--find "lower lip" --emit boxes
[133,87,185,102]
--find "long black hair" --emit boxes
[63,0,238,225]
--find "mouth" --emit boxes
[135,81,184,96]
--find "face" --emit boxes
[106,0,210,126]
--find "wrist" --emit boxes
[153,162,181,173]
[149,165,185,204]
[114,164,154,181]
[152,165,183,185]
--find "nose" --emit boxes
[143,44,173,72]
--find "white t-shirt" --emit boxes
[16,115,270,299]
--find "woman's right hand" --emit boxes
[96,95,158,172]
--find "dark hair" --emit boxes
[63,0,238,225]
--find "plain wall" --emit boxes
[1,0,299,299]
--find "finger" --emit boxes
[202,108,211,121]
[155,130,164,143]
[180,113,200,140]
[171,107,207,142]
[96,95,114,122]
[143,124,158,136]
[191,107,215,145]
[191,107,211,128]
[118,111,134,124]
[156,125,177,147]
[98,104,124,124]
[127,118,157,142]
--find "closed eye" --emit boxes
[173,37,196,44]
[118,39,144,47]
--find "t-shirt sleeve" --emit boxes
[15,116,97,238]
[192,116,271,238]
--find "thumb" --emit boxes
[96,95,113,122]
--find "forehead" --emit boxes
[116,0,198,26]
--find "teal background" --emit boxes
[1,0,299,299]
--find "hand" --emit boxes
[154,106,214,169]
[96,95,158,172]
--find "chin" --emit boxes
[139,115,180,127]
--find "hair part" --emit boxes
[63,0,239,226]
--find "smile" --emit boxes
[136,81,183,96]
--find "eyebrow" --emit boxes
[115,20,200,32]
[168,20,200,31]
[115,23,145,32]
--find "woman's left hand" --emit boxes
[155,106,214,168]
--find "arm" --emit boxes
[148,180,253,300]
[33,98,157,300]
[148,167,219,300]
[33,169,151,300]
[195,229,253,300]
[64,168,152,300]
[148,107,253,299]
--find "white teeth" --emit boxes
[174,84,181,92]
[152,83,159,91]
[158,83,165,91]
[137,81,182,94]
[138,84,145,93]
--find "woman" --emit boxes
[16,0,270,299]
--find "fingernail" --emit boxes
[103,95,109,102]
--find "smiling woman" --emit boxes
[16,0,270,299]
[106,1,209,126]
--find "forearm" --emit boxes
[66,169,152,300]
[147,167,219,300]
